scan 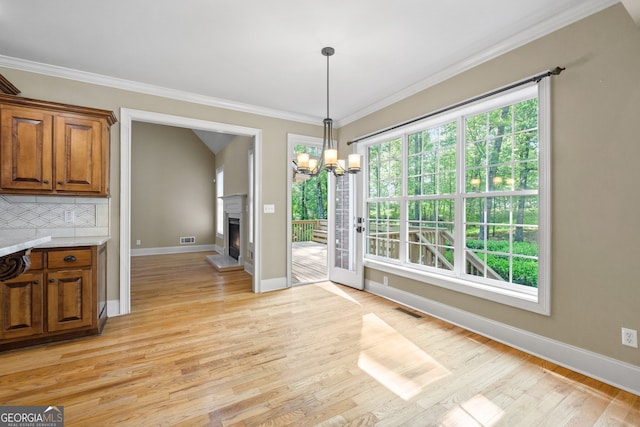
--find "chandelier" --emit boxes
[295,47,361,177]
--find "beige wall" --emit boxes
[341,4,640,365]
[131,122,217,249]
[0,66,323,302]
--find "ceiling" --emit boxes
[0,0,630,127]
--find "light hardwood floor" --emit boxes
[1,252,638,426]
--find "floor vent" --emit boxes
[395,307,423,318]
[180,236,196,244]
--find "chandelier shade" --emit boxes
[294,47,361,177]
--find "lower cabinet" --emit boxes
[0,244,107,350]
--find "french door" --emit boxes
[328,172,363,290]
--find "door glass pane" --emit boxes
[335,174,353,270]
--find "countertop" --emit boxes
[35,236,111,248]
[0,235,110,257]
[0,236,52,257]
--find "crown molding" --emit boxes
[0,55,319,126]
[0,0,618,129]
[337,0,619,127]
[621,0,640,25]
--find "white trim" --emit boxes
[366,280,640,396]
[120,108,263,315]
[361,82,549,314]
[107,300,121,317]
[260,277,288,293]
[337,0,618,126]
[244,262,254,276]
[0,0,614,128]
[130,244,216,257]
[0,55,318,126]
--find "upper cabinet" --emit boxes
[0,94,116,197]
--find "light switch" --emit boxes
[263,204,275,214]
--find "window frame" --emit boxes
[362,80,551,314]
[216,166,224,238]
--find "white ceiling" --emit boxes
[0,0,624,126]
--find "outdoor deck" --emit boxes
[292,241,327,284]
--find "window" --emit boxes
[216,166,224,237]
[248,147,254,247]
[363,81,550,314]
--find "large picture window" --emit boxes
[363,82,550,313]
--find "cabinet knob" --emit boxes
[57,181,63,185]
[33,280,39,284]
[49,278,56,283]
[43,180,49,184]
[64,255,77,262]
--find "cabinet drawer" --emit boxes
[47,249,92,269]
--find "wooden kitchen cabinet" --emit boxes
[0,244,108,350]
[0,271,44,340]
[0,94,116,196]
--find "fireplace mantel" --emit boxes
[221,193,246,214]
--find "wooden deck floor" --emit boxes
[0,252,638,426]
[292,241,327,284]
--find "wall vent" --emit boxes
[180,236,196,244]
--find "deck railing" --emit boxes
[292,220,319,242]
[368,228,503,280]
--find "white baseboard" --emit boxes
[365,280,640,396]
[107,299,121,317]
[244,262,254,275]
[131,244,216,257]
[258,277,288,293]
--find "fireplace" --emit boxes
[228,217,240,260]
[207,194,246,272]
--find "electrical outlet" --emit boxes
[136,240,141,246]
[64,210,75,223]
[383,276,389,286]
[621,328,638,348]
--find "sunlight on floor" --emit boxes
[315,282,361,305]
[441,394,504,426]
[357,313,450,400]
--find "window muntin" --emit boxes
[463,98,539,289]
[362,83,548,310]
[366,201,400,260]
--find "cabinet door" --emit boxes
[0,106,53,191]
[0,272,44,339]
[54,115,104,194]
[47,269,93,332]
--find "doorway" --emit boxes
[119,108,262,315]
[287,134,328,285]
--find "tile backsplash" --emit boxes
[0,195,109,239]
